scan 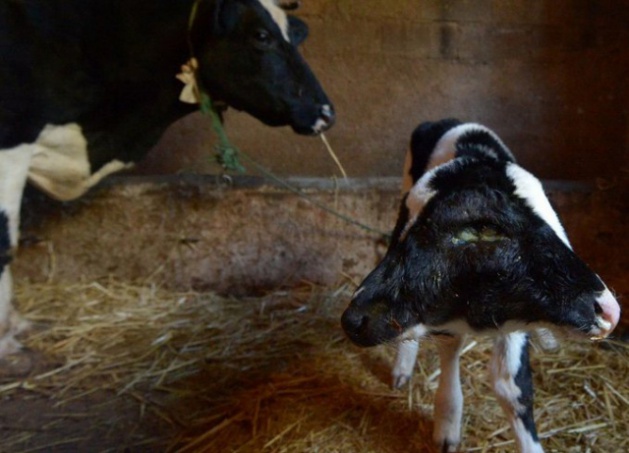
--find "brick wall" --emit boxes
[137,0,629,181]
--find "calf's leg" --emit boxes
[392,338,419,389]
[532,328,558,352]
[490,332,543,453]
[433,334,465,452]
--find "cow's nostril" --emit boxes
[319,104,335,125]
[310,104,335,134]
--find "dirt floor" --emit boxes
[1,281,628,453]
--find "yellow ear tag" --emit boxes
[176,58,200,104]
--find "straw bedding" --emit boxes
[0,279,627,452]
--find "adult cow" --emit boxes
[0,0,335,356]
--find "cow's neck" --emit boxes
[102,0,198,85]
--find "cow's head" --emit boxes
[342,154,620,347]
[190,0,334,135]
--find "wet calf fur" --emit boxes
[341,119,621,453]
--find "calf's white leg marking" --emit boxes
[0,269,29,357]
[392,338,419,388]
[490,333,544,453]
[433,335,465,452]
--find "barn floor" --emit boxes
[1,280,628,453]
[2,175,627,452]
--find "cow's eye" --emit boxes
[254,29,271,44]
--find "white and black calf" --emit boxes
[341,119,621,452]
[0,0,335,357]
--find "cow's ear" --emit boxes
[190,0,224,39]
[210,0,226,33]
[288,16,309,45]
[211,0,241,35]
[193,0,236,36]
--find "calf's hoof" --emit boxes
[437,440,460,453]
[391,372,411,389]
[0,309,32,359]
[532,328,559,352]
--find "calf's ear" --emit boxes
[288,16,309,45]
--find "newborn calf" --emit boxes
[342,119,620,453]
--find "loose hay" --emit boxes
[0,280,627,452]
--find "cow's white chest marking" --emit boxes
[26,123,133,201]
[0,145,33,246]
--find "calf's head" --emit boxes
[191,0,334,134]
[342,156,620,347]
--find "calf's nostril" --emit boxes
[596,315,613,332]
[341,309,370,334]
[594,288,621,332]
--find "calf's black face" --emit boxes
[192,0,334,134]
[342,157,620,347]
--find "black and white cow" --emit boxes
[0,0,334,357]
[341,119,620,453]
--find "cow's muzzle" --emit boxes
[291,103,335,135]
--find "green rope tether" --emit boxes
[198,92,246,173]
[200,91,388,237]
[188,0,246,173]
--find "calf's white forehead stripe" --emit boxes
[425,127,459,172]
[427,123,514,171]
[402,156,466,241]
[401,169,438,240]
[257,0,290,42]
[506,163,571,248]
[407,172,437,217]
[403,123,514,235]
